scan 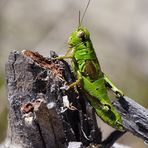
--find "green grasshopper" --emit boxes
[56,0,124,131]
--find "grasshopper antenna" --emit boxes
[78,10,81,28]
[79,0,91,28]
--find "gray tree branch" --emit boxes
[113,95,148,142]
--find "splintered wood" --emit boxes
[23,50,63,77]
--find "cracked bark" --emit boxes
[3,50,148,148]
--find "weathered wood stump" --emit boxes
[3,50,148,148]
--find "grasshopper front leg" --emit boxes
[54,48,75,60]
[104,74,124,98]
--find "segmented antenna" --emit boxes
[78,0,91,28]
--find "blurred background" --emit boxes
[0,0,147,147]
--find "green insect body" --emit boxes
[58,27,124,131]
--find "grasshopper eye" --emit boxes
[77,31,85,38]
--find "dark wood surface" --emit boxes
[3,50,148,148]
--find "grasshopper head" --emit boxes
[68,27,90,47]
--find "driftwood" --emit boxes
[3,50,148,148]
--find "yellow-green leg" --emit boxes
[54,48,75,60]
[67,71,82,89]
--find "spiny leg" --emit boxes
[104,74,124,97]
